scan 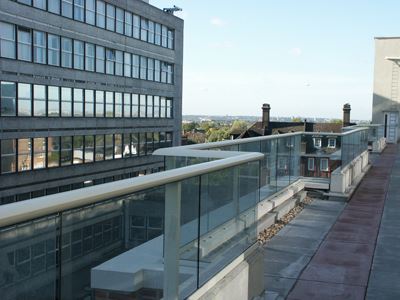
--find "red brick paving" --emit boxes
[287,145,398,300]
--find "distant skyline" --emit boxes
[151,0,400,120]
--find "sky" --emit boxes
[150,0,400,120]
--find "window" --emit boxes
[116,8,124,34]
[161,62,167,83]
[139,133,146,155]
[146,132,153,154]
[85,89,94,117]
[153,132,160,150]
[33,138,46,169]
[1,81,16,116]
[167,29,174,49]
[74,0,84,21]
[155,23,161,46]
[85,0,95,25]
[147,58,154,81]
[146,95,153,118]
[73,40,84,70]
[307,158,315,171]
[328,138,336,148]
[125,12,132,37]
[132,94,139,118]
[0,22,16,59]
[123,93,130,117]
[153,96,160,118]
[61,37,72,68]
[132,54,140,78]
[140,18,148,41]
[160,97,166,118]
[84,135,94,163]
[33,31,46,64]
[139,94,146,118]
[131,133,138,155]
[95,90,104,117]
[47,136,60,167]
[124,52,131,77]
[33,0,46,9]
[95,45,105,73]
[95,135,104,161]
[48,86,60,117]
[133,15,140,39]
[115,92,122,117]
[17,27,32,61]
[106,4,115,31]
[106,49,115,75]
[48,0,60,14]
[313,138,322,148]
[320,158,329,172]
[48,34,60,66]
[33,85,46,116]
[73,136,84,164]
[105,134,113,160]
[61,136,72,165]
[61,0,73,18]
[85,43,95,71]
[96,1,106,28]
[167,65,173,84]
[73,88,83,117]
[1,139,16,174]
[105,91,114,117]
[148,21,155,44]
[166,132,172,147]
[115,50,123,76]
[123,134,130,157]
[140,56,147,79]
[18,83,32,116]
[61,87,72,117]
[154,60,160,82]
[161,25,167,47]
[166,99,172,118]
[18,138,32,171]
[114,134,122,158]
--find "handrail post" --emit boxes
[164,182,182,300]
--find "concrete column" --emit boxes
[164,182,182,300]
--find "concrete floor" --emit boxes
[262,144,400,300]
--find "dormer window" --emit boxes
[328,138,336,148]
[313,138,322,148]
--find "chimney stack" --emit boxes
[343,103,351,127]
[262,103,271,134]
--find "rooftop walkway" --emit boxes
[262,144,399,300]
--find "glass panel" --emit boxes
[95,90,104,117]
[0,215,58,299]
[61,136,72,165]
[33,84,46,116]
[61,87,72,117]
[48,0,60,14]
[161,25,167,47]
[139,94,146,118]
[18,83,32,116]
[132,54,139,78]
[106,49,115,75]
[1,81,16,116]
[33,31,46,64]
[115,50,123,76]
[154,60,161,82]
[84,135,94,163]
[85,0,95,25]
[133,15,140,39]
[48,86,60,117]
[148,21,155,43]
[124,52,131,77]
[147,58,154,81]
[17,27,31,61]
[140,18,148,41]
[18,138,32,171]
[140,56,147,80]
[48,34,60,66]
[0,22,16,59]
[61,37,72,68]
[132,94,139,117]
[167,29,174,49]
[106,4,115,31]
[105,134,113,160]
[114,134,122,158]
[73,40,84,70]
[85,89,94,117]
[105,91,113,117]
[61,0,73,18]
[115,92,122,117]
[116,8,124,34]
[95,135,104,161]
[33,137,46,169]
[131,133,138,156]
[96,0,105,28]
[153,96,160,118]
[124,11,132,37]
[123,93,131,117]
[146,95,153,118]
[47,136,60,167]
[1,139,16,173]
[33,0,46,9]
[73,136,84,164]
[95,45,105,73]
[74,0,84,22]
[276,136,291,191]
[85,43,95,71]
[155,23,161,46]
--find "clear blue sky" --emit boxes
[151,0,400,120]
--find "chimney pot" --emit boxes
[262,103,271,134]
[343,103,351,127]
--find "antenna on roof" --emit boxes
[163,5,182,15]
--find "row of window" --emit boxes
[307,158,329,172]
[0,81,173,118]
[0,22,174,83]
[0,132,173,174]
[0,168,162,205]
[313,137,336,149]
[13,0,174,49]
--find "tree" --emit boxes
[229,120,248,133]
[182,122,198,132]
[291,117,302,122]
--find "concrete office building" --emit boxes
[373,37,400,143]
[0,0,183,204]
